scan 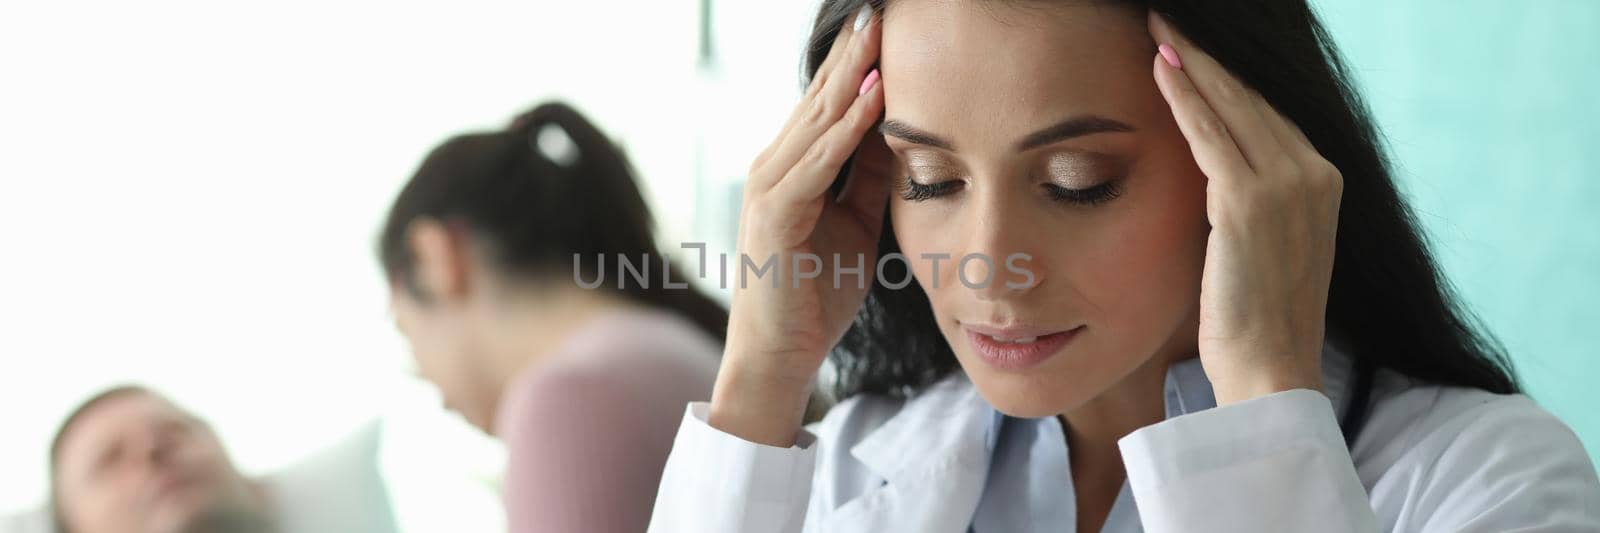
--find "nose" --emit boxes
[134,426,183,470]
[961,185,1043,301]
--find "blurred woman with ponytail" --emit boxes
[377,101,723,533]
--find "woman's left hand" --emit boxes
[1148,11,1344,406]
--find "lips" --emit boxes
[963,323,1084,370]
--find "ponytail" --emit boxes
[378,101,727,342]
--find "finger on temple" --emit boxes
[1151,53,1253,187]
[1148,11,1284,173]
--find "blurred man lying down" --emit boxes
[47,386,272,533]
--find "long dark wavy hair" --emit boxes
[378,102,728,343]
[811,0,1520,401]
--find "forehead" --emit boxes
[58,393,190,460]
[879,0,1158,145]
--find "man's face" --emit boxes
[53,392,256,533]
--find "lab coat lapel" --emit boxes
[817,333,1360,533]
[824,372,993,533]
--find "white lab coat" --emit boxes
[648,338,1600,532]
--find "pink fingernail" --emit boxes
[1158,43,1183,69]
[858,68,881,95]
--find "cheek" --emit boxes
[399,318,479,408]
[889,199,961,304]
[410,342,447,383]
[1068,173,1208,340]
[896,201,953,316]
[71,480,137,532]
[413,345,470,398]
[189,438,233,475]
[415,347,493,428]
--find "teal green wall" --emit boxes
[1314,1,1600,467]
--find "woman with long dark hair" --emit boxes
[379,102,725,532]
[648,1,1599,532]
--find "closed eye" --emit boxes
[899,177,961,201]
[900,177,1124,207]
[1042,181,1123,206]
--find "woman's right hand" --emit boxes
[709,7,890,447]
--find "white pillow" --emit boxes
[0,507,51,533]
[259,419,398,533]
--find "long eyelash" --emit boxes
[1044,181,1123,206]
[900,177,960,201]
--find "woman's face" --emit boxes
[391,286,497,432]
[879,1,1210,417]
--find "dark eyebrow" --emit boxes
[1016,115,1135,151]
[879,120,953,150]
[879,115,1136,153]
